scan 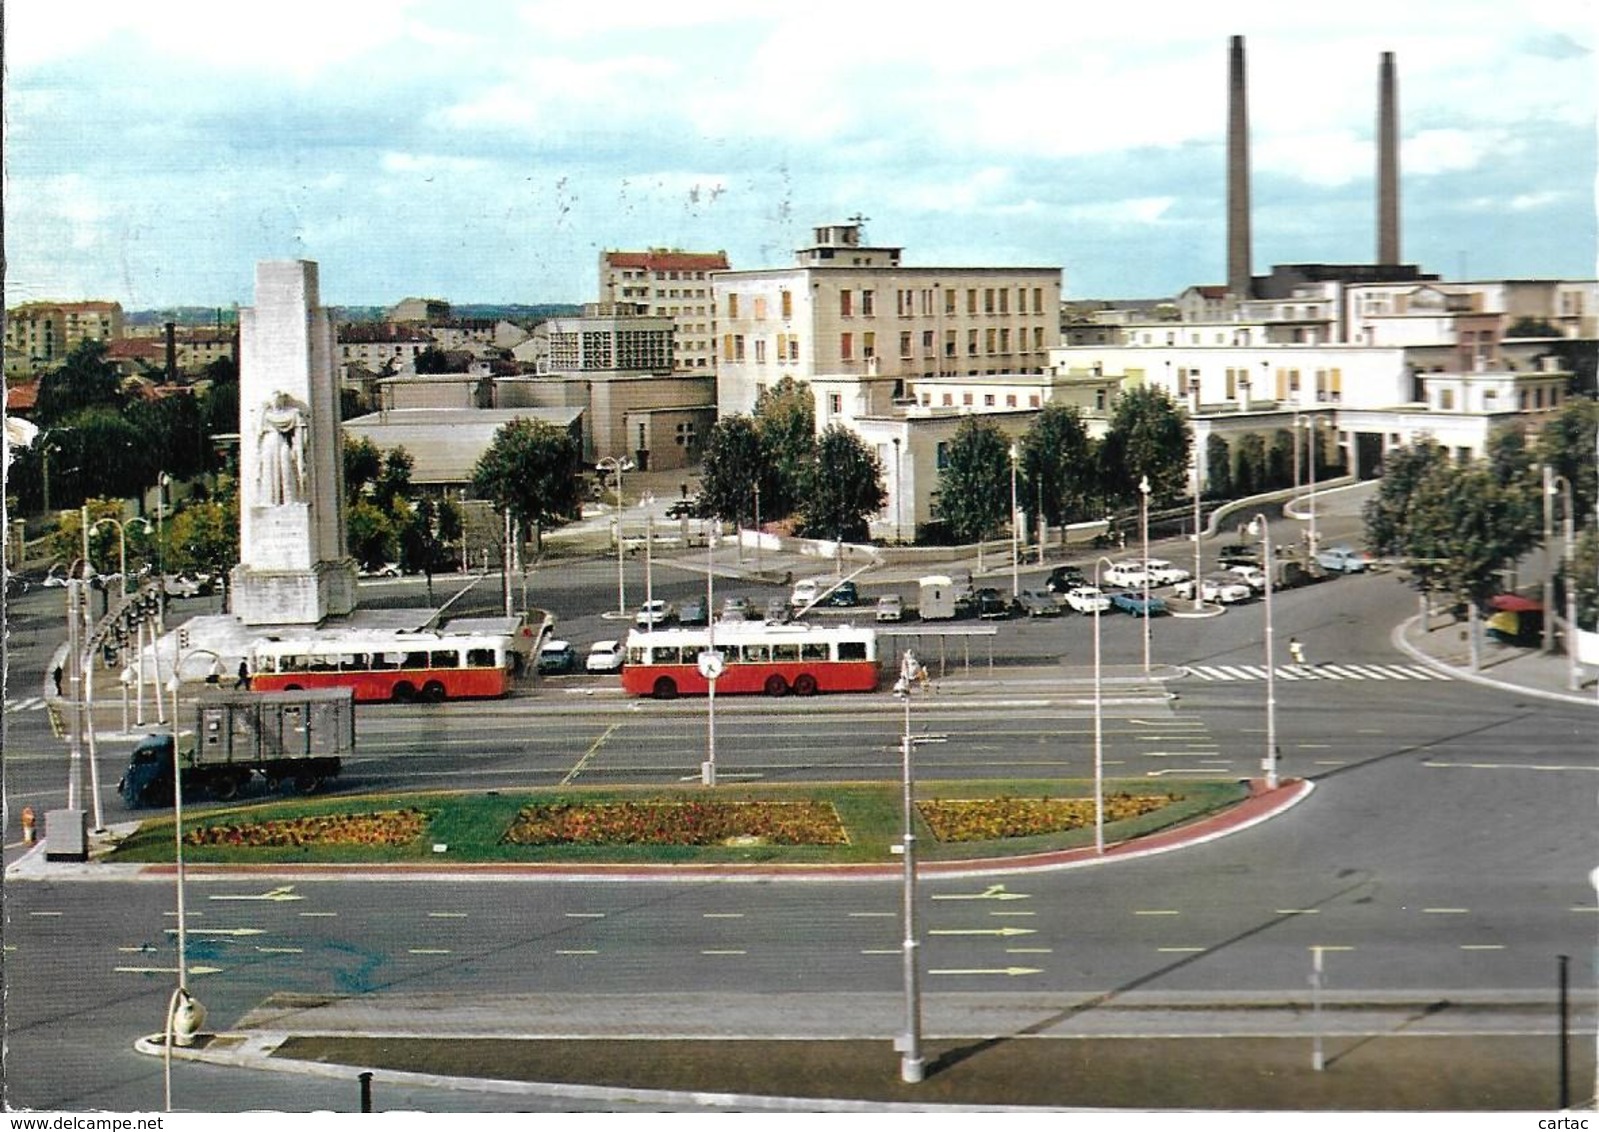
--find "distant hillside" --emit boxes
[126,307,238,327]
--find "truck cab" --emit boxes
[118,734,176,808]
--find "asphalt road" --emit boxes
[5,497,1598,1112]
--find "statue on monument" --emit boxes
[256,390,308,505]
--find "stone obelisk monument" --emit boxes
[231,260,357,625]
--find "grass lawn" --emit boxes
[105,779,1248,867]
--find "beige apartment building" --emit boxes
[5,300,124,370]
[711,223,1062,417]
[598,248,729,375]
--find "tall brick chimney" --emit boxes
[1227,35,1253,299]
[1377,51,1400,267]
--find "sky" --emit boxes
[5,0,1597,311]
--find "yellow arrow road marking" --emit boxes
[209,886,302,902]
[928,927,1036,938]
[928,967,1042,976]
[931,885,1030,902]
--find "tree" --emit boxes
[374,447,415,511]
[1099,385,1191,507]
[1363,441,1450,572]
[414,346,451,374]
[1232,433,1266,496]
[1019,403,1095,548]
[937,416,1012,562]
[1205,434,1233,499]
[697,415,765,524]
[346,499,396,569]
[33,340,124,425]
[399,493,463,602]
[1534,398,1599,523]
[164,486,240,606]
[1572,527,1598,633]
[343,436,385,504]
[801,424,885,543]
[753,376,816,519]
[1506,317,1561,338]
[470,418,582,552]
[1268,429,1295,489]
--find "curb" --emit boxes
[1392,615,1597,708]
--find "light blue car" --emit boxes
[1110,590,1167,616]
[1315,545,1370,574]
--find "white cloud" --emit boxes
[1062,198,1180,226]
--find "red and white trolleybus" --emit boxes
[620,622,879,699]
[249,630,516,703]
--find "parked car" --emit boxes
[765,596,791,623]
[973,587,1010,619]
[1061,585,1112,614]
[677,598,708,626]
[719,595,751,622]
[1316,545,1371,574]
[162,572,205,598]
[42,566,68,588]
[1143,559,1192,586]
[585,640,626,674]
[1012,588,1061,617]
[1216,542,1262,567]
[875,594,904,622]
[1045,564,1087,594]
[360,562,401,578]
[1226,564,1269,592]
[665,498,699,519]
[635,599,676,628]
[1174,575,1253,604]
[537,639,578,675]
[824,579,860,607]
[1102,561,1150,588]
[789,578,821,608]
[1110,590,1167,616]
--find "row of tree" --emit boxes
[8,339,238,515]
[1362,398,1599,649]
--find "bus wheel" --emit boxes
[764,674,789,697]
[792,673,818,697]
[421,680,447,703]
[391,682,416,703]
[652,676,678,700]
[294,773,322,795]
[210,773,242,801]
[284,684,303,692]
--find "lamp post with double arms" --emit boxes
[1248,514,1279,790]
[597,457,633,616]
[1138,475,1152,674]
[893,650,929,1083]
[1009,444,1021,598]
[1090,556,1115,854]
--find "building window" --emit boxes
[1006,394,1017,407]
[984,288,995,314]
[942,393,954,406]
[675,422,696,448]
[922,330,934,354]
[1033,287,1043,314]
[999,328,1010,352]
[828,393,842,416]
[945,330,957,358]
[985,328,996,354]
[753,295,767,320]
[967,289,978,315]
[945,290,957,316]
[983,393,995,406]
[727,294,739,319]
[900,332,913,358]
[936,442,951,469]
[734,335,746,362]
[967,329,978,356]
[840,333,853,361]
[861,290,875,316]
[788,336,800,361]
[863,332,876,359]
[781,290,793,319]
[754,338,767,364]
[840,290,853,317]
[998,289,1008,315]
[963,392,973,406]
[1029,394,1041,408]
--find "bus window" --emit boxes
[430,650,459,669]
[653,646,681,665]
[837,641,868,661]
[283,654,308,672]
[309,652,337,672]
[371,652,400,670]
[628,646,647,665]
[801,642,830,661]
[404,651,429,669]
[772,643,800,663]
[466,648,498,668]
[338,654,362,671]
[740,644,770,663]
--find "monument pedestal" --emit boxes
[232,558,357,627]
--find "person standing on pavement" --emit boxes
[52,664,63,696]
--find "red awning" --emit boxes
[1489,593,1543,613]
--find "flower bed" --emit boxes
[502,800,849,847]
[184,807,431,848]
[917,793,1179,842]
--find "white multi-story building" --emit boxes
[598,248,729,375]
[711,223,1062,417]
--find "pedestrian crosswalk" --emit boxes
[5,697,47,713]
[1184,663,1452,683]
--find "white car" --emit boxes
[1144,559,1192,586]
[1174,575,1253,604]
[585,640,625,673]
[1062,585,1112,614]
[789,578,822,608]
[875,594,904,622]
[1102,561,1150,588]
[1227,564,1268,592]
[634,599,675,628]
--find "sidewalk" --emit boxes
[1395,607,1598,708]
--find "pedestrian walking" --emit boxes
[1288,637,1307,668]
[235,660,251,690]
[51,664,63,696]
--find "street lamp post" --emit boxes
[892,437,902,545]
[162,645,220,1111]
[1009,444,1021,598]
[1248,514,1280,790]
[1090,557,1115,854]
[1546,472,1580,690]
[1138,475,1152,674]
[643,493,655,626]
[893,650,928,1084]
[597,457,633,616]
[1303,417,1321,556]
[701,532,720,787]
[1191,454,1204,613]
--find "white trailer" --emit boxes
[918,575,957,621]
